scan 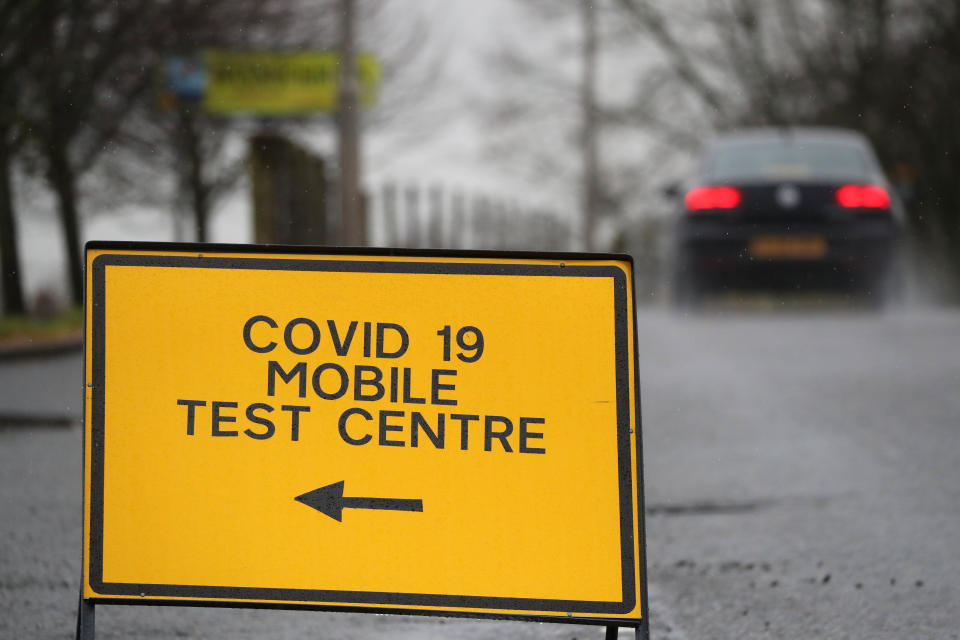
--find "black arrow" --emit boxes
[295,481,423,522]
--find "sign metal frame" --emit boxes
[78,241,648,639]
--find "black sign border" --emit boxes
[84,241,647,627]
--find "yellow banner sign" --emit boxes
[198,50,379,114]
[82,244,645,623]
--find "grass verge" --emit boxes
[0,307,83,348]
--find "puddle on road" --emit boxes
[646,494,834,517]
[646,499,775,516]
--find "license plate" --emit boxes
[749,235,827,260]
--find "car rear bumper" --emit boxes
[677,217,899,272]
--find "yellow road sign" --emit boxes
[202,50,380,114]
[82,243,646,624]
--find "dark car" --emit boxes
[670,127,904,306]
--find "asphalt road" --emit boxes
[2,307,959,639]
[639,308,960,639]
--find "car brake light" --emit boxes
[684,186,742,211]
[836,184,890,209]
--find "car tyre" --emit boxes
[671,253,704,311]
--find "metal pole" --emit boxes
[337,0,363,246]
[75,592,95,640]
[580,0,599,252]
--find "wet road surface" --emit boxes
[640,308,960,639]
[2,308,959,639]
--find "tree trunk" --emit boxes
[190,150,209,244]
[580,0,600,252]
[47,137,83,306]
[177,108,209,242]
[0,133,26,314]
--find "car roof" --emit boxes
[711,127,871,149]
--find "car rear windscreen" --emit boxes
[707,140,870,182]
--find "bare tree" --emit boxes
[0,1,50,313]
[98,0,340,244]
[3,0,448,309]
[14,0,193,304]
[92,0,440,248]
[483,1,623,251]
[6,0,344,305]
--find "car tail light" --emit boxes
[684,186,742,211]
[835,184,890,209]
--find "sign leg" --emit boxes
[75,592,95,640]
[605,625,618,640]
[636,622,649,640]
